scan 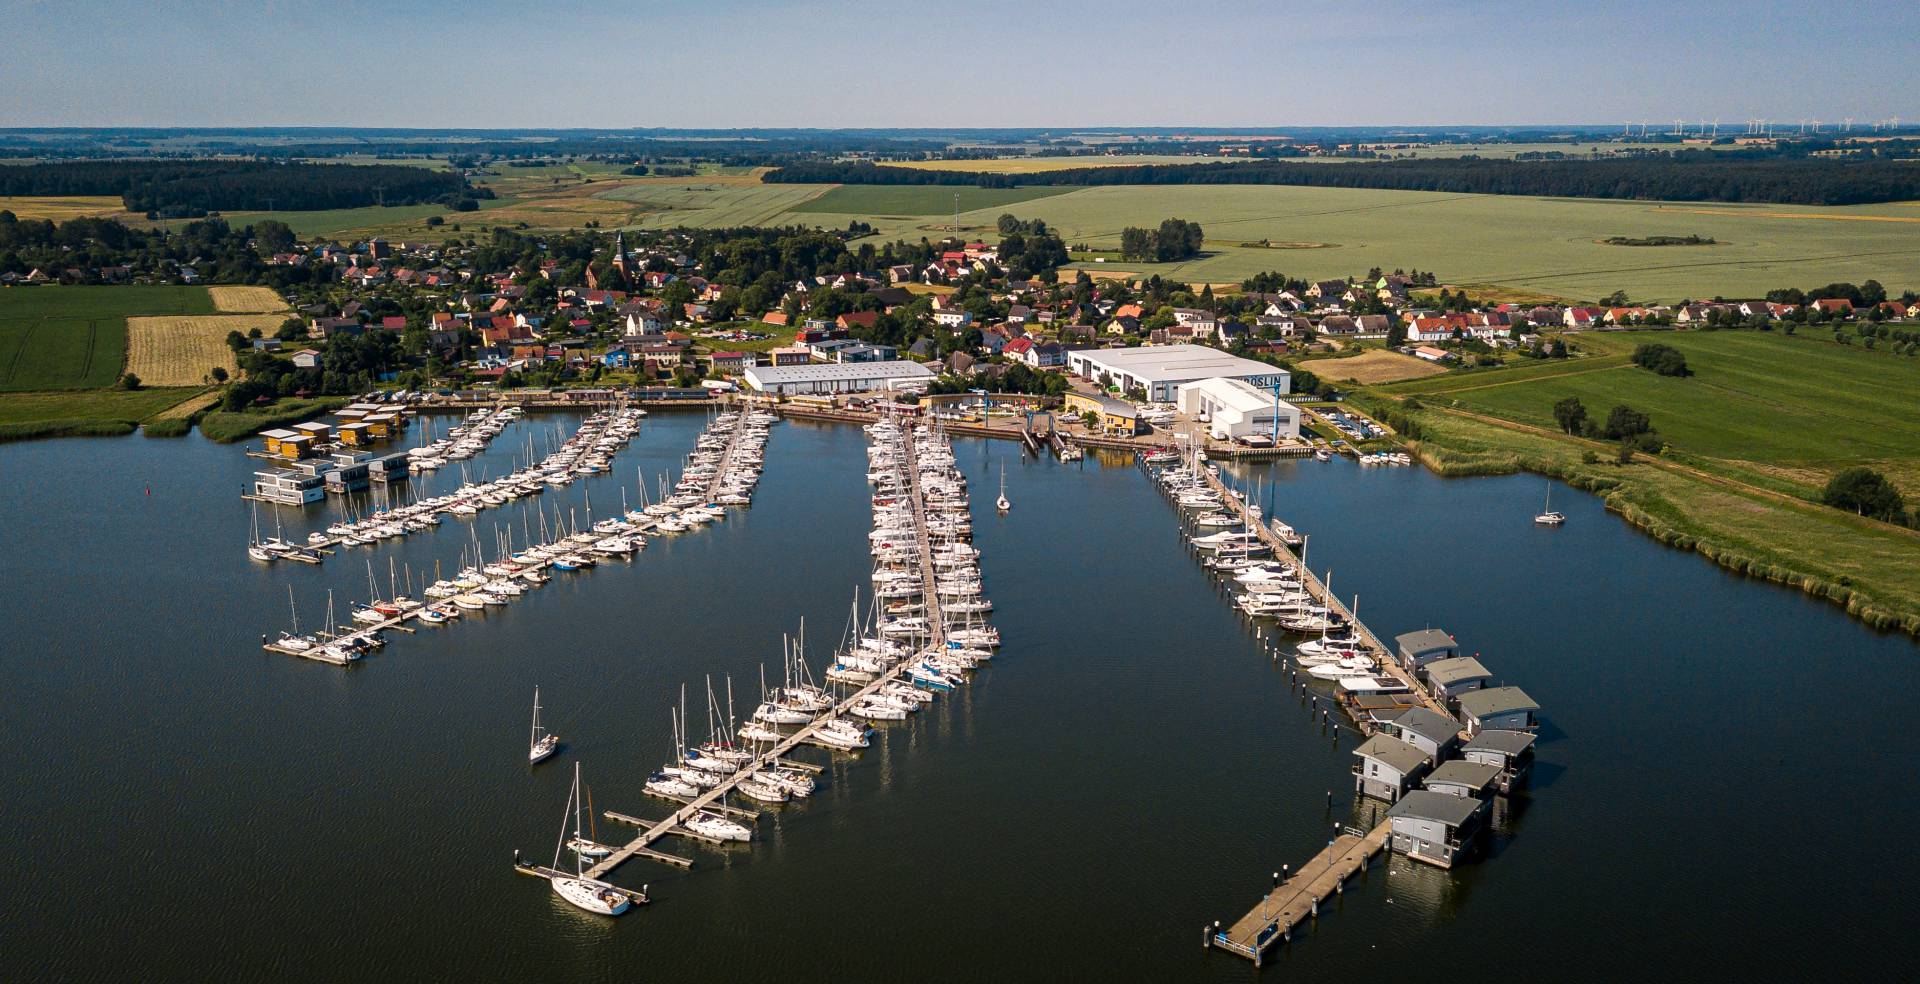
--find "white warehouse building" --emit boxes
[742,360,935,397]
[1065,344,1290,402]
[1177,377,1301,442]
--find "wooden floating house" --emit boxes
[1394,628,1458,675]
[337,421,378,447]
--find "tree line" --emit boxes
[0,160,477,215]
[763,155,1920,206]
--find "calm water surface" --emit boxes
[0,413,1914,981]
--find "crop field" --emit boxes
[1386,330,1920,493]
[127,314,282,387]
[0,195,130,221]
[889,155,1239,173]
[1309,349,1449,385]
[0,286,213,391]
[208,286,290,313]
[594,180,834,229]
[790,185,1071,216]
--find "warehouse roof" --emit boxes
[743,361,934,386]
[1071,344,1289,385]
[1176,376,1278,414]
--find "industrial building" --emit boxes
[1175,377,1300,442]
[742,360,935,397]
[1065,345,1290,402]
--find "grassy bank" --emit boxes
[0,387,205,442]
[1355,393,1920,638]
[198,396,348,443]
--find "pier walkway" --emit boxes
[1198,466,1447,723]
[1209,821,1390,965]
[587,419,953,882]
[263,408,760,665]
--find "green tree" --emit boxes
[210,366,229,384]
[1552,396,1588,435]
[1630,342,1690,376]
[1601,404,1653,440]
[1821,467,1909,524]
[117,372,142,390]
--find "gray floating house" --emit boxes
[1462,729,1537,793]
[1424,656,1492,701]
[1352,734,1430,803]
[1377,706,1462,766]
[1456,686,1541,736]
[1386,789,1486,869]
[1394,628,1458,675]
[1422,760,1504,800]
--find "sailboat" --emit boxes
[1534,481,1566,525]
[548,763,634,916]
[247,502,274,562]
[995,462,1010,513]
[529,687,560,764]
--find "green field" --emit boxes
[1387,332,1920,483]
[790,184,1072,216]
[0,286,214,391]
[594,181,833,229]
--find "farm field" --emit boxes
[208,286,291,313]
[0,386,202,437]
[791,184,1072,216]
[127,314,283,387]
[594,179,833,229]
[0,286,214,391]
[1309,349,1449,384]
[1385,330,1920,494]
[889,155,1239,173]
[0,195,132,221]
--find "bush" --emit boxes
[143,418,193,437]
[117,372,142,390]
[1631,342,1690,376]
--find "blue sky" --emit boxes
[1,0,1914,128]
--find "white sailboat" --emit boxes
[548,763,634,915]
[529,687,560,764]
[995,462,1010,513]
[1534,481,1566,525]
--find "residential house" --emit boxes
[1424,656,1493,702]
[1395,629,1458,674]
[709,351,747,375]
[933,309,973,329]
[836,311,880,334]
[1421,760,1503,801]
[1812,298,1855,317]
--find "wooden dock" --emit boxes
[263,407,768,662]
[1209,821,1390,965]
[584,418,962,884]
[1198,466,1449,724]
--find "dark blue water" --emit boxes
[0,418,1913,981]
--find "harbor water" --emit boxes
[0,413,1914,981]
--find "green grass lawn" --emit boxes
[0,285,213,391]
[1388,331,1920,472]
[789,185,1072,215]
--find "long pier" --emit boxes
[1198,466,1447,723]
[264,408,765,663]
[1208,822,1390,965]
[252,402,642,564]
[585,418,958,883]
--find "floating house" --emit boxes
[252,467,326,506]
[1352,733,1430,803]
[1421,760,1504,800]
[1386,789,1486,869]
[1394,628,1458,674]
[1377,706,1462,766]
[1425,656,1493,701]
[1456,686,1541,736]
[1461,730,1537,793]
